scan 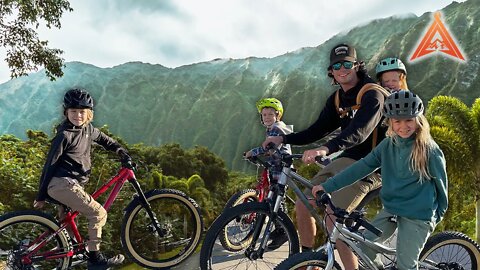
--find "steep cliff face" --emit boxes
[0,0,478,171]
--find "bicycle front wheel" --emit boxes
[419,231,480,270]
[275,251,342,270]
[200,201,299,270]
[121,189,203,269]
[219,188,258,251]
[0,210,71,270]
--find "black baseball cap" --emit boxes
[329,43,357,67]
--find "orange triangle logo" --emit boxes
[410,12,465,61]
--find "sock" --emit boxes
[88,250,100,261]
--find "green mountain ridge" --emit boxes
[1,0,479,171]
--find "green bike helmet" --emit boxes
[375,57,407,78]
[383,90,424,119]
[256,98,284,119]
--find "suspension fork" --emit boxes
[129,179,166,237]
[245,208,277,260]
[246,183,287,259]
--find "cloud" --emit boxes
[0,0,467,84]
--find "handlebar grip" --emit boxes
[266,142,276,150]
[361,219,383,237]
[315,191,330,207]
[315,156,332,166]
[122,160,136,170]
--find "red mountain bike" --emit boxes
[0,160,203,270]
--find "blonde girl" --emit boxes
[313,90,448,269]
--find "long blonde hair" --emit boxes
[386,114,434,181]
[399,73,408,90]
[379,71,408,90]
[85,109,94,125]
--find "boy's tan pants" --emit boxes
[47,177,107,251]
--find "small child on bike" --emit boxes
[313,90,448,270]
[33,88,130,269]
[244,97,293,250]
[244,97,293,181]
[375,57,408,92]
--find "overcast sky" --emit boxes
[0,0,466,84]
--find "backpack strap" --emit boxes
[334,83,390,148]
[334,89,342,115]
[355,83,390,106]
[335,83,389,117]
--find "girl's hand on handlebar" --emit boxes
[302,146,328,164]
[312,185,325,199]
[261,136,283,149]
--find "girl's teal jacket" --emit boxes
[322,135,448,224]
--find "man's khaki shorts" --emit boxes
[303,157,382,212]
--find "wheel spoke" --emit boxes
[121,190,202,269]
[201,202,299,269]
[0,212,70,270]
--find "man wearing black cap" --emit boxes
[263,43,386,270]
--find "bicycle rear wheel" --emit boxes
[219,188,258,251]
[200,202,299,270]
[224,189,258,208]
[0,210,71,270]
[419,231,480,270]
[121,189,203,269]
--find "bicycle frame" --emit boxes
[321,221,396,270]
[276,166,398,270]
[274,165,324,228]
[244,159,328,258]
[22,164,161,265]
[315,198,440,270]
[256,169,270,202]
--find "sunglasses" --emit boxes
[331,61,356,70]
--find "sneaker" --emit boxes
[87,251,125,269]
[267,227,288,250]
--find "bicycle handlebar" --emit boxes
[122,160,137,171]
[315,190,383,237]
[245,144,332,168]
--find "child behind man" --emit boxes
[375,57,408,92]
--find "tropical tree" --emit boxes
[0,0,73,80]
[189,145,229,191]
[426,96,480,242]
